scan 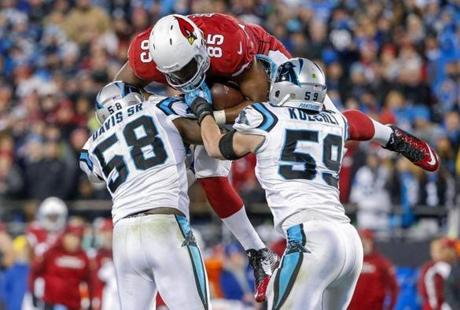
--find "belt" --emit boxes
[125,207,184,218]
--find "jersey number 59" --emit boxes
[279,130,343,187]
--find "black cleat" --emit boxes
[384,126,439,172]
[246,248,279,302]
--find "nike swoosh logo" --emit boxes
[427,145,437,166]
[237,42,243,55]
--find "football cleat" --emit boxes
[384,126,439,172]
[246,248,279,302]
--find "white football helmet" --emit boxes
[269,58,327,112]
[149,14,209,92]
[95,81,144,124]
[38,197,68,232]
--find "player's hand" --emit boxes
[190,97,213,125]
[184,83,212,107]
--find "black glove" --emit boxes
[190,97,213,125]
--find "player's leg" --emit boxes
[193,145,277,300]
[146,214,210,310]
[322,223,363,310]
[342,109,439,171]
[193,145,265,250]
[267,222,345,310]
[112,218,157,310]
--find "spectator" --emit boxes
[0,222,15,269]
[349,229,399,310]
[418,238,458,310]
[62,0,112,47]
[219,243,254,306]
[2,235,30,310]
[0,155,22,199]
[32,223,91,310]
[25,141,69,200]
[0,222,15,309]
[350,152,391,231]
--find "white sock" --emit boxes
[222,207,265,251]
[371,119,393,145]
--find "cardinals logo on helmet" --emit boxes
[175,16,197,45]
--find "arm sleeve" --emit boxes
[127,28,167,83]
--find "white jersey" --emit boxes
[234,103,350,232]
[79,96,193,223]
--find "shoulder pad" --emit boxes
[156,96,195,119]
[79,149,94,171]
[233,102,278,134]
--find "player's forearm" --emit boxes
[114,62,149,88]
[200,116,225,159]
[223,100,252,123]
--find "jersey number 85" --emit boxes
[140,34,224,63]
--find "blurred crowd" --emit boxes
[0,0,459,226]
[0,198,460,309]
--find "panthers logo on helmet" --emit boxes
[175,16,197,45]
[275,61,300,85]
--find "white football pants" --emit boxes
[267,220,363,310]
[113,214,210,310]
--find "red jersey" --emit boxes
[349,252,399,310]
[26,222,62,292]
[418,260,451,310]
[26,222,60,256]
[128,13,291,83]
[33,243,91,310]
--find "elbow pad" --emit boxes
[218,130,243,160]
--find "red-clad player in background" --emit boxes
[114,13,439,300]
[32,223,91,310]
[90,219,119,310]
[418,238,457,310]
[25,197,68,308]
[349,229,399,310]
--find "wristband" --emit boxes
[213,110,226,125]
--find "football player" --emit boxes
[25,197,68,309]
[79,81,209,310]
[145,14,439,174]
[187,58,440,309]
[116,13,285,299]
